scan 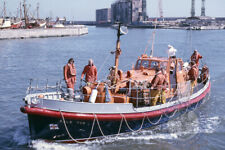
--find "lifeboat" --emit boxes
[20,24,210,143]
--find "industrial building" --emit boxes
[96,8,111,25]
[111,0,148,25]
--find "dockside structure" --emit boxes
[96,0,148,25]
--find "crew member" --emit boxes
[150,67,166,106]
[191,50,202,66]
[167,45,177,58]
[200,65,209,84]
[81,59,97,83]
[107,66,118,84]
[161,68,169,104]
[187,61,198,94]
[64,58,76,98]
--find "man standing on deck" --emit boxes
[191,50,202,66]
[161,68,169,104]
[150,67,166,106]
[187,61,198,94]
[64,58,76,99]
[81,59,97,83]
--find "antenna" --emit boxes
[36,2,39,19]
[3,1,6,17]
[158,0,163,19]
[20,2,22,19]
[23,0,29,28]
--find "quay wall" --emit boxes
[0,25,88,40]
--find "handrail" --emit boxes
[25,75,209,107]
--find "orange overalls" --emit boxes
[191,52,202,66]
[81,65,97,82]
[188,64,198,93]
[150,72,166,106]
[64,63,76,90]
[200,65,209,83]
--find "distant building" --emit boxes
[96,8,111,25]
[111,0,148,25]
[111,0,132,24]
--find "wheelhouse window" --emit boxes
[160,62,168,69]
[136,60,142,69]
[150,61,159,69]
[142,60,149,69]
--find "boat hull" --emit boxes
[22,81,210,142]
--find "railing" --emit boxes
[25,75,209,108]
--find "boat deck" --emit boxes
[23,79,210,114]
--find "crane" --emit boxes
[158,0,163,18]
[36,2,39,19]
[191,0,195,17]
[201,0,205,16]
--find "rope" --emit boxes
[184,104,190,114]
[59,110,83,143]
[146,113,162,125]
[120,113,145,132]
[143,32,153,54]
[115,115,124,137]
[94,113,125,138]
[94,114,106,137]
[193,100,199,111]
[59,110,96,143]
[164,109,178,119]
[97,52,112,76]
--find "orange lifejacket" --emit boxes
[200,65,209,82]
[151,72,166,90]
[64,63,76,89]
[188,65,198,81]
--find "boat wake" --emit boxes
[30,113,221,150]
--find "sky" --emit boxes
[0,0,225,20]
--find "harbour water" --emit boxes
[0,26,225,150]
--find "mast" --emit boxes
[113,23,122,85]
[36,2,39,20]
[23,0,28,28]
[20,2,22,19]
[191,0,195,17]
[3,1,6,17]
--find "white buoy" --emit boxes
[89,89,98,103]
